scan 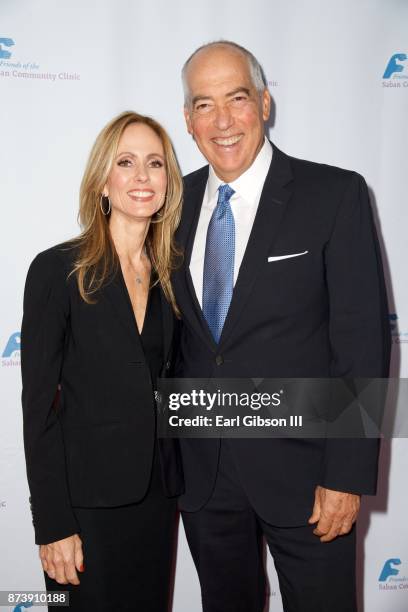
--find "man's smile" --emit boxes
[211,134,244,148]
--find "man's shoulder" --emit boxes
[183,165,209,189]
[182,146,362,191]
[280,146,360,187]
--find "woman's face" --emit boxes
[104,123,167,221]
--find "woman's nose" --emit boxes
[133,163,148,182]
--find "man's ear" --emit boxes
[184,105,194,136]
[261,88,271,122]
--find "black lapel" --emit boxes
[173,166,217,352]
[218,143,294,348]
[103,265,174,363]
[102,265,146,360]
[159,286,173,361]
[177,166,209,264]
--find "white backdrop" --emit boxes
[1,1,407,610]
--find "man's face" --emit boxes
[184,46,271,183]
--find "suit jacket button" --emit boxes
[165,360,171,370]
[215,355,224,366]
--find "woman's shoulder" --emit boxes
[29,240,80,273]
[26,240,81,291]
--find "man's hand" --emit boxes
[39,533,84,585]
[308,485,360,542]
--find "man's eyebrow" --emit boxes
[191,94,212,106]
[191,87,251,106]
[226,87,251,97]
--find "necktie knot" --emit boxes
[216,184,235,218]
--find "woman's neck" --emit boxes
[109,212,150,265]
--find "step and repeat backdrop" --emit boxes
[1,0,407,610]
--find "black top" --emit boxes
[140,282,163,388]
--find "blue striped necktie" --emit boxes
[202,184,235,343]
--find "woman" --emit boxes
[21,111,184,610]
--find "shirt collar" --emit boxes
[207,136,272,202]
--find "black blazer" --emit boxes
[21,244,183,545]
[173,142,391,526]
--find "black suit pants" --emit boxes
[182,439,357,612]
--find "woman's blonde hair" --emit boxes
[69,111,183,315]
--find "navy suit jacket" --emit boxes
[172,142,391,525]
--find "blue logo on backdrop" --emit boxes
[2,331,21,366]
[389,313,398,331]
[0,36,80,82]
[13,604,34,611]
[379,558,401,582]
[383,53,408,79]
[388,314,408,344]
[378,558,408,591]
[0,37,14,59]
[2,332,20,358]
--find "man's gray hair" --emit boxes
[182,40,268,106]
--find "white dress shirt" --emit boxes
[190,137,273,307]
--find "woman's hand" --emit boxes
[39,533,84,585]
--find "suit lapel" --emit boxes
[175,143,294,352]
[102,265,147,360]
[160,287,173,361]
[174,167,218,352]
[178,166,208,266]
[103,262,175,364]
[218,144,294,348]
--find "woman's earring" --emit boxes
[100,195,111,215]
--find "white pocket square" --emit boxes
[267,250,308,262]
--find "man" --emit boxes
[172,41,390,611]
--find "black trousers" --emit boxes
[44,448,177,611]
[182,439,357,612]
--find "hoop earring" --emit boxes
[100,195,111,216]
